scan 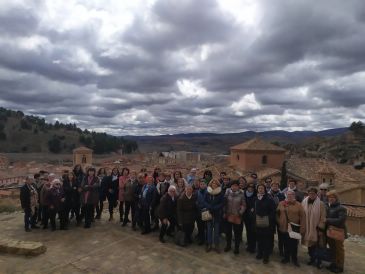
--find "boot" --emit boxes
[234,242,239,255]
[224,243,231,252]
[206,244,212,252]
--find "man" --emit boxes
[283,179,305,202]
[20,176,39,232]
[196,179,208,245]
[158,186,177,243]
[318,183,329,203]
[302,187,326,267]
[264,177,272,192]
[186,168,197,185]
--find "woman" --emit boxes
[223,180,246,254]
[203,170,213,185]
[81,167,100,228]
[176,177,186,198]
[106,168,119,221]
[277,189,306,267]
[243,182,257,253]
[157,185,177,243]
[140,175,157,234]
[238,176,247,191]
[118,167,130,223]
[177,184,197,246]
[72,165,85,222]
[134,173,146,231]
[46,179,66,231]
[123,170,138,228]
[255,184,276,264]
[203,179,224,253]
[302,187,326,268]
[95,167,108,219]
[70,172,82,225]
[196,179,208,245]
[325,190,347,273]
[61,173,73,228]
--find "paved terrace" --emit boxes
[0,212,364,274]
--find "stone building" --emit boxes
[73,147,93,167]
[230,138,286,171]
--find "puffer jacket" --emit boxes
[224,188,246,216]
[203,186,224,220]
[326,201,347,229]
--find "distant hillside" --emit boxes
[0,108,137,154]
[127,128,349,154]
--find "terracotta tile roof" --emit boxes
[230,138,286,152]
[343,205,365,218]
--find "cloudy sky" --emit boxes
[0,0,365,135]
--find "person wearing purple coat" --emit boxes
[46,179,66,231]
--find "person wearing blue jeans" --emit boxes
[203,178,224,253]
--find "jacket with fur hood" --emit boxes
[203,186,224,220]
[224,188,246,216]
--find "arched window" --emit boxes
[82,155,87,164]
[262,155,267,165]
[237,154,240,161]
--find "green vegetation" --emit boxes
[0,107,138,154]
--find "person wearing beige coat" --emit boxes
[276,190,306,267]
[302,187,326,267]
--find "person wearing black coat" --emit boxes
[95,168,108,219]
[177,185,198,246]
[243,182,257,253]
[134,173,145,230]
[20,176,39,231]
[61,173,73,228]
[72,165,85,224]
[254,184,276,264]
[325,190,347,274]
[46,179,66,231]
[106,168,119,221]
[196,180,208,245]
[157,186,177,243]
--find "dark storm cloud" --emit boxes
[0,0,364,134]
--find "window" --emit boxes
[330,178,333,184]
[82,155,87,164]
[262,155,267,165]
[323,178,326,183]
[237,154,240,161]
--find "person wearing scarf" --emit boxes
[157,185,177,243]
[277,190,306,267]
[47,179,66,231]
[302,187,326,267]
[20,176,39,232]
[106,167,119,221]
[203,179,224,253]
[243,182,257,253]
[325,190,347,274]
[119,167,130,223]
[81,167,100,228]
[177,184,197,246]
[254,184,276,264]
[223,180,246,255]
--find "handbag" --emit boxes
[255,202,270,227]
[227,214,241,225]
[201,209,212,221]
[285,208,301,240]
[326,225,345,241]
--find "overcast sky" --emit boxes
[0,0,365,135]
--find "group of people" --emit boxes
[20,166,347,273]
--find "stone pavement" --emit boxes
[0,212,364,274]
